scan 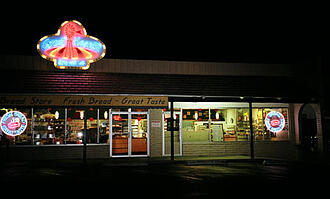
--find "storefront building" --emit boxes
[0,21,325,160]
[0,53,325,161]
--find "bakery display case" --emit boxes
[33,109,65,145]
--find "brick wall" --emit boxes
[0,144,109,161]
[183,141,297,160]
[0,141,298,161]
[0,55,293,77]
[255,141,297,159]
[183,142,250,157]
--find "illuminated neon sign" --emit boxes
[37,20,106,70]
[264,111,285,133]
[0,111,28,136]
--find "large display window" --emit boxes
[0,107,147,146]
[253,108,289,141]
[182,109,210,142]
[66,108,98,144]
[174,102,290,143]
[33,108,65,145]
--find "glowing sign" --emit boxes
[37,20,106,70]
[113,115,122,121]
[0,111,28,136]
[264,111,285,133]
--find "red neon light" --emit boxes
[37,20,106,70]
[113,115,122,121]
[270,119,280,127]
[8,120,21,130]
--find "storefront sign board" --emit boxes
[151,120,161,128]
[0,95,168,107]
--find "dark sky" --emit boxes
[0,3,327,64]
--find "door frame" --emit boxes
[110,110,150,157]
[162,110,182,156]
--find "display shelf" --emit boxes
[33,118,65,145]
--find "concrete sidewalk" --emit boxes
[0,155,267,168]
[2,154,329,168]
[87,155,290,167]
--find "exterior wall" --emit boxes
[149,109,163,157]
[0,55,293,77]
[293,104,303,145]
[182,141,297,160]
[0,144,109,161]
[1,141,298,161]
[183,142,250,157]
[310,104,324,152]
[293,103,325,152]
[254,141,297,160]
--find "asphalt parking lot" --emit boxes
[1,157,330,198]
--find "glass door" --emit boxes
[162,111,182,156]
[131,112,149,156]
[110,111,149,157]
[110,112,129,157]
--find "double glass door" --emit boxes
[110,111,149,157]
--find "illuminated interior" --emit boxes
[171,102,289,142]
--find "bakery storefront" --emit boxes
[0,54,324,160]
[0,95,168,158]
[0,20,325,160]
[0,93,322,160]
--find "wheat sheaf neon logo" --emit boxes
[37,20,106,70]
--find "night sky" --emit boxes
[1,4,330,115]
[0,3,327,64]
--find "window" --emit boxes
[181,107,250,142]
[66,108,98,144]
[254,108,289,141]
[176,102,290,143]
[98,108,110,143]
[33,108,65,145]
[182,109,210,142]
[0,107,113,145]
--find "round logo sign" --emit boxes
[0,111,28,136]
[264,111,285,133]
